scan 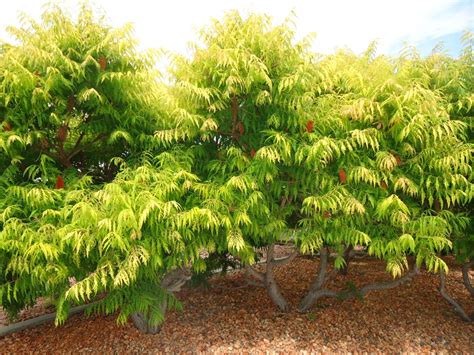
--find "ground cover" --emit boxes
[1,255,472,353]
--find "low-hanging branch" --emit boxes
[245,264,265,284]
[271,250,298,266]
[358,264,419,296]
[439,270,473,322]
[299,247,420,312]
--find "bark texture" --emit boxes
[299,247,331,312]
[246,244,297,312]
[264,244,290,312]
[461,260,474,298]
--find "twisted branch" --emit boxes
[439,270,473,322]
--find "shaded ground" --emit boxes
[1,255,472,353]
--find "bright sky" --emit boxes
[1,0,473,57]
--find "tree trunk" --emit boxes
[246,244,296,312]
[265,244,290,311]
[339,244,353,275]
[462,260,474,298]
[131,301,167,334]
[265,264,290,312]
[299,247,329,312]
[131,268,191,333]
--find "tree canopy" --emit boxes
[0,4,473,332]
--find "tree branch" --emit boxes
[298,246,329,312]
[266,243,275,264]
[315,247,330,289]
[303,289,339,300]
[71,131,85,153]
[439,270,473,322]
[299,257,419,312]
[245,265,265,283]
[245,279,265,288]
[271,249,299,266]
[67,133,107,160]
[161,267,191,293]
[359,264,419,296]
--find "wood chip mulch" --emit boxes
[1,255,473,353]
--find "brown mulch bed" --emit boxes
[0,298,55,327]
[0,255,472,353]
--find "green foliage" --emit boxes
[190,252,240,288]
[163,10,473,289]
[295,41,473,276]
[0,3,472,330]
[0,3,179,327]
[160,11,317,264]
[0,2,163,184]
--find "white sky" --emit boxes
[1,0,473,56]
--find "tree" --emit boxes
[0,3,160,183]
[160,11,317,311]
[1,3,472,334]
[165,12,473,319]
[0,3,214,333]
[295,42,473,317]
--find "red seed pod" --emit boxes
[394,154,402,166]
[250,148,256,158]
[98,56,107,71]
[376,122,383,130]
[57,125,68,143]
[380,180,388,190]
[338,168,347,184]
[323,211,332,219]
[306,120,314,133]
[3,122,12,132]
[55,175,65,189]
[237,121,244,135]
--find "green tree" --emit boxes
[296,42,473,320]
[160,11,317,311]
[163,12,473,320]
[0,3,217,333]
[0,3,160,184]
[1,3,472,334]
